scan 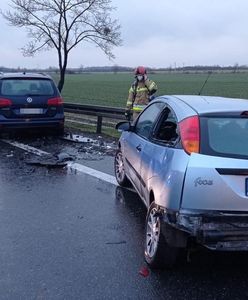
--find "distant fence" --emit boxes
[64,102,126,133]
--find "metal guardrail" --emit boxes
[64,102,126,133]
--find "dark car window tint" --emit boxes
[154,109,178,143]
[1,79,54,96]
[201,117,248,158]
[135,102,165,138]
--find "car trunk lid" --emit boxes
[181,153,248,211]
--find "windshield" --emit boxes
[201,116,248,159]
[0,78,55,96]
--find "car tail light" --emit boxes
[47,97,63,106]
[179,116,200,154]
[0,98,12,107]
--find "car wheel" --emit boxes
[114,149,130,187]
[144,202,179,269]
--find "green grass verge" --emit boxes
[53,72,248,108]
[59,71,248,138]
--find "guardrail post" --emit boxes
[64,103,126,133]
[96,116,102,133]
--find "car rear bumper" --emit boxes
[171,209,248,250]
[0,118,64,131]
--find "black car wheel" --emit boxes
[144,202,179,269]
[114,149,130,187]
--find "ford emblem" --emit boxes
[27,97,33,103]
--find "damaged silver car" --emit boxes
[115,95,248,268]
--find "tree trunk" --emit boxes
[58,68,65,93]
[57,49,68,93]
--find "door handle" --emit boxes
[136,145,142,152]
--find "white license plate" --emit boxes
[20,108,43,114]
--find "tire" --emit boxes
[114,149,130,187]
[144,202,179,269]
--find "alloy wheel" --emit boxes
[115,151,125,183]
[145,207,160,258]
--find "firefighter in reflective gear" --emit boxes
[125,66,157,120]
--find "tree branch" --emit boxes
[1,0,122,91]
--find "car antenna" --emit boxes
[198,71,212,95]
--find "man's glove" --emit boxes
[125,109,132,121]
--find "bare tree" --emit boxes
[1,0,122,91]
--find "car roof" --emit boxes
[158,95,248,116]
[0,72,52,80]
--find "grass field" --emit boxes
[54,72,248,107]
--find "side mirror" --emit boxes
[115,121,133,132]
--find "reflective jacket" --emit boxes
[126,79,157,113]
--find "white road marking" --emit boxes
[1,139,49,156]
[1,139,118,186]
[67,162,117,185]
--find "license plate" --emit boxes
[246,178,248,196]
[20,108,43,114]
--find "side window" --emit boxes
[153,108,178,143]
[135,102,165,139]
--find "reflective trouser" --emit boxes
[132,104,146,120]
[132,111,140,120]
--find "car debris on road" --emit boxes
[25,152,74,168]
[61,133,96,143]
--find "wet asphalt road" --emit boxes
[1,133,248,299]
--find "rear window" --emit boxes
[201,117,248,159]
[0,79,55,96]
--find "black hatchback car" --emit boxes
[0,72,64,134]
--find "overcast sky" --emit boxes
[0,0,248,69]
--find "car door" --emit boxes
[139,107,182,206]
[123,102,166,195]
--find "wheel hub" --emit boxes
[146,208,160,257]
